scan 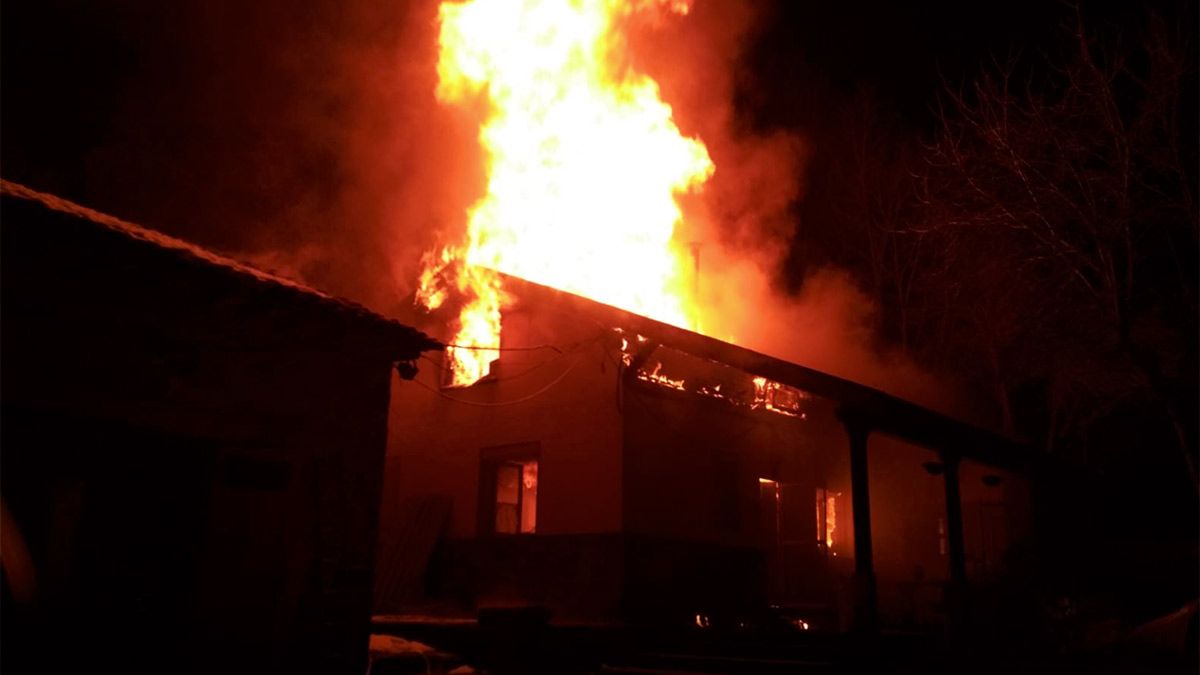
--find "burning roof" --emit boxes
[484,274,1038,474]
[380,0,1036,475]
[416,0,719,387]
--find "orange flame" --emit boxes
[419,0,713,386]
[825,493,837,549]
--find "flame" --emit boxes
[640,361,686,390]
[752,375,807,418]
[752,376,768,400]
[419,0,713,386]
[816,489,838,550]
[825,493,837,549]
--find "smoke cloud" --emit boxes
[243,0,967,419]
[29,0,965,419]
[622,1,968,419]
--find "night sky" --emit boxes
[746,0,1063,128]
[0,4,1100,233]
[2,0,1193,302]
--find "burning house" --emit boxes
[0,181,439,674]
[373,0,1041,640]
[377,275,1038,633]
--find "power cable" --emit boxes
[442,342,563,354]
[410,352,583,407]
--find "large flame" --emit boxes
[418,0,713,386]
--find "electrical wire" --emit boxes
[442,342,563,354]
[420,333,606,384]
[421,350,560,384]
[410,352,583,407]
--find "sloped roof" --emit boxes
[1,179,441,358]
[501,274,1040,474]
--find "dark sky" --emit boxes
[2,0,1191,305]
[746,0,1064,128]
[3,0,1066,185]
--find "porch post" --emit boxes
[941,453,967,634]
[845,420,878,634]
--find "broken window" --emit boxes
[440,346,499,388]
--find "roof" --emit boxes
[501,274,1041,474]
[1,179,441,358]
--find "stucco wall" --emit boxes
[385,302,625,540]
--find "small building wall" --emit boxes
[1,187,427,675]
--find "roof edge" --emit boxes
[1,179,441,356]
[498,273,1040,472]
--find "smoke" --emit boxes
[54,0,486,314]
[69,0,965,419]
[615,1,968,418]
[1,0,975,420]
[230,0,488,312]
[241,0,968,420]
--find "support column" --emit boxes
[845,420,878,635]
[941,453,967,635]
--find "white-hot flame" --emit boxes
[418,0,713,386]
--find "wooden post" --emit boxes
[845,420,878,635]
[942,453,967,635]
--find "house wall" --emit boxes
[379,289,1037,631]
[385,304,625,539]
[381,300,626,616]
[865,435,950,629]
[959,460,1034,583]
[620,379,852,618]
[864,438,1036,631]
[381,290,873,623]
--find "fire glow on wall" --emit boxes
[416,0,714,386]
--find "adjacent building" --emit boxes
[0,181,439,674]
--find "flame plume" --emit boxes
[418,0,713,386]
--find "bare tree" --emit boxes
[810,88,930,353]
[917,7,1197,482]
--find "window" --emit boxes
[479,444,539,535]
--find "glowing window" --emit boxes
[815,487,840,551]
